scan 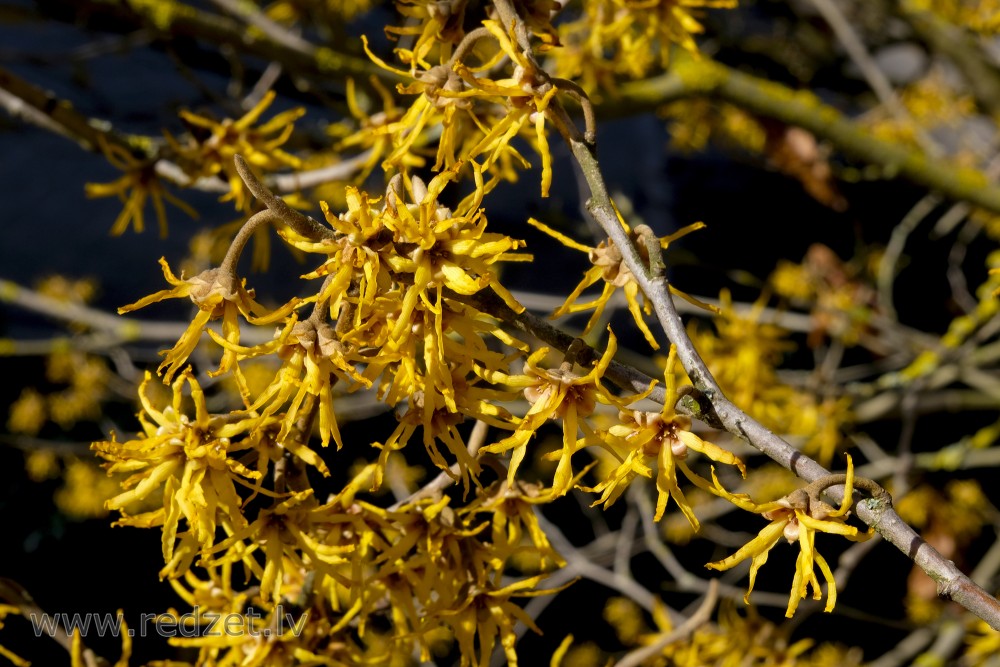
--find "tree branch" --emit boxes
[895,0,1000,118]
[612,57,1000,215]
[63,0,400,85]
[563,60,1000,634]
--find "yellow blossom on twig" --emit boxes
[585,344,744,527]
[705,455,874,616]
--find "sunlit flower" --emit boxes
[211,314,369,454]
[360,18,569,194]
[119,258,299,381]
[705,455,872,616]
[585,344,744,527]
[481,331,619,496]
[92,371,262,578]
[528,215,710,349]
[551,0,737,93]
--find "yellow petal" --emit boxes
[705,518,786,572]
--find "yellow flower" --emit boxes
[705,455,872,617]
[551,0,737,92]
[455,19,561,196]
[360,18,569,194]
[54,458,123,520]
[528,215,710,349]
[384,0,466,70]
[203,488,356,607]
[0,604,29,667]
[85,138,197,237]
[461,479,566,571]
[585,344,745,527]
[7,388,46,435]
[119,257,299,381]
[360,36,486,175]
[171,90,304,212]
[604,596,646,645]
[480,330,619,496]
[210,315,369,454]
[335,76,410,178]
[426,573,566,667]
[93,371,263,578]
[965,618,1000,665]
[24,448,60,481]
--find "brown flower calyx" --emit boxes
[289,318,345,359]
[589,227,658,287]
[416,65,470,109]
[187,268,243,312]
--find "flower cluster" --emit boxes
[93,369,568,665]
[51,0,918,665]
[550,0,737,94]
[347,11,587,195]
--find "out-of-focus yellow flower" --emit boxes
[605,596,645,645]
[86,139,197,237]
[170,90,304,212]
[266,0,376,23]
[336,76,411,178]
[36,275,98,304]
[863,68,977,149]
[662,98,767,154]
[770,259,817,302]
[557,642,603,667]
[688,290,854,466]
[964,618,1000,665]
[551,0,737,94]
[650,599,863,666]
[54,458,122,520]
[8,388,46,435]
[897,480,992,545]
[24,448,60,481]
[660,486,714,544]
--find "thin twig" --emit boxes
[612,579,718,667]
[878,193,940,320]
[388,421,489,510]
[209,0,315,55]
[233,154,336,241]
